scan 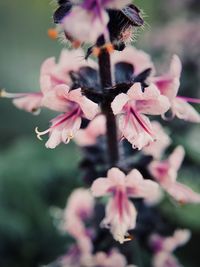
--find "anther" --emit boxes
[105,43,114,54]
[0,89,6,97]
[48,28,58,40]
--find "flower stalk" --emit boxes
[98,47,119,167]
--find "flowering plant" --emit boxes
[1,0,200,266]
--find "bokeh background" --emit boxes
[0,1,200,266]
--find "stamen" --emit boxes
[126,233,134,241]
[0,89,25,99]
[177,96,200,104]
[66,132,74,144]
[35,127,50,141]
[105,43,114,54]
[117,233,133,244]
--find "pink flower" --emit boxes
[150,229,191,267]
[62,6,109,44]
[94,249,127,267]
[62,0,131,44]
[36,85,99,148]
[149,146,200,204]
[91,167,159,243]
[111,83,170,150]
[152,55,200,123]
[40,49,96,90]
[111,46,155,77]
[143,121,171,159]
[75,115,106,146]
[0,89,42,114]
[1,49,92,115]
[63,188,95,257]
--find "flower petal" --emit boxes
[107,167,126,186]
[91,178,113,197]
[63,7,109,43]
[118,113,155,150]
[125,169,159,199]
[111,93,129,115]
[101,198,137,244]
[172,98,200,123]
[168,146,185,172]
[68,88,99,120]
[164,182,200,204]
[111,46,155,76]
[136,95,170,115]
[143,121,171,159]
[42,84,71,112]
[153,55,182,101]
[75,115,106,146]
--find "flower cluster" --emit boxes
[150,229,191,267]
[53,0,143,48]
[59,189,137,267]
[2,46,199,150]
[1,0,200,266]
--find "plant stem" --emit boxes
[98,49,119,167]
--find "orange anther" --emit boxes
[48,28,58,40]
[105,43,114,54]
[72,40,82,49]
[92,47,101,57]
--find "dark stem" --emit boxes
[98,49,119,167]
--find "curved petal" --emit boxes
[172,98,200,123]
[111,93,129,115]
[152,55,182,101]
[42,84,71,112]
[111,46,155,76]
[91,178,113,197]
[163,229,191,252]
[101,198,137,244]
[136,95,170,115]
[106,0,132,9]
[107,167,126,186]
[75,115,106,146]
[126,169,159,199]
[13,93,42,114]
[40,57,56,75]
[168,146,185,172]
[119,113,155,150]
[165,182,200,204]
[128,83,160,100]
[63,7,109,43]
[68,89,99,120]
[143,121,171,159]
[45,129,62,149]
[153,252,182,267]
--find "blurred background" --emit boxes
[0,1,199,266]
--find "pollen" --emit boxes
[66,132,74,144]
[92,47,101,57]
[105,43,114,54]
[48,28,58,40]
